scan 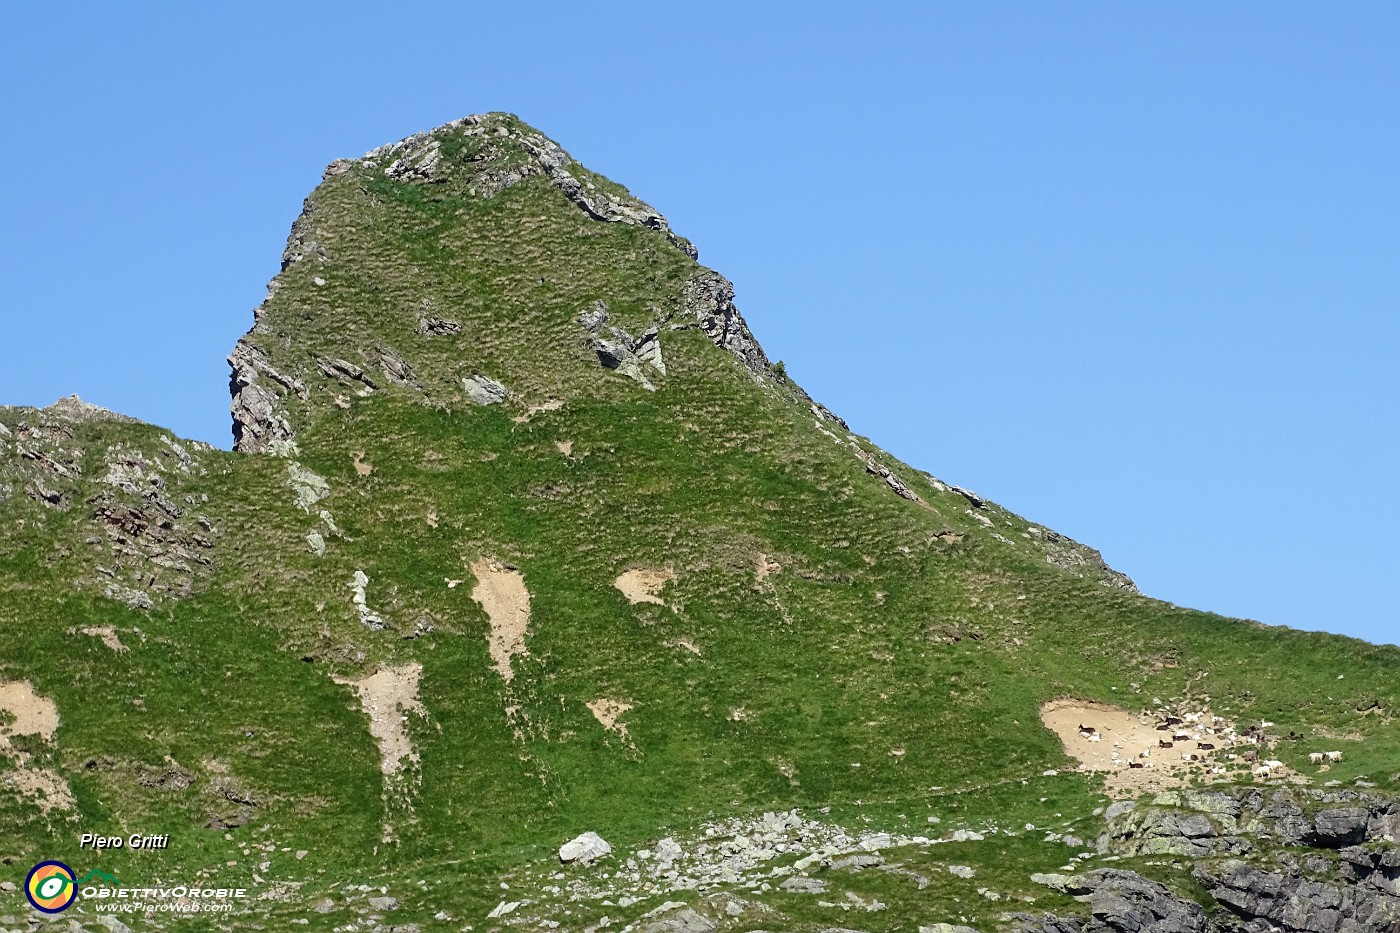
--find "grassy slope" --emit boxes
[0,114,1395,930]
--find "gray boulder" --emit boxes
[641,906,716,933]
[463,374,510,405]
[559,830,612,864]
[778,875,828,894]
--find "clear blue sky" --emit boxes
[2,3,1395,646]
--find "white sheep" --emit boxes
[1324,751,1343,762]
[1309,752,1324,765]
[1253,765,1272,778]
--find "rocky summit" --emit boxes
[0,113,1396,932]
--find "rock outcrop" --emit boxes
[682,269,772,379]
[1074,786,1400,932]
[1017,869,1207,932]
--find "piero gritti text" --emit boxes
[79,833,170,850]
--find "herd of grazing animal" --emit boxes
[1074,709,1348,781]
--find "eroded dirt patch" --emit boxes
[754,553,782,583]
[334,664,426,776]
[80,626,129,653]
[614,568,674,605]
[555,439,573,456]
[0,680,60,743]
[1040,698,1260,796]
[471,558,532,682]
[512,398,565,423]
[0,681,73,812]
[587,698,634,743]
[9,767,76,814]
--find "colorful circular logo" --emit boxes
[25,861,77,913]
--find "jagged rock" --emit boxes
[463,375,510,406]
[1198,858,1400,932]
[487,900,521,918]
[313,898,337,913]
[683,270,771,378]
[288,463,331,511]
[581,303,667,390]
[368,895,399,911]
[919,925,981,933]
[1010,916,1083,933]
[375,346,421,389]
[44,395,136,424]
[1081,870,1207,932]
[228,340,300,452]
[653,837,684,866]
[559,831,612,864]
[951,486,985,508]
[104,583,155,610]
[1013,869,1206,932]
[318,357,378,393]
[947,864,975,879]
[417,316,461,336]
[1100,805,1246,858]
[384,137,443,182]
[1032,525,1138,592]
[1031,873,1073,891]
[515,128,697,259]
[851,444,921,501]
[832,853,884,871]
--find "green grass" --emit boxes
[1,112,1396,929]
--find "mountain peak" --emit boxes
[227,113,773,454]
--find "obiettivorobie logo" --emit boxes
[20,861,247,916]
[25,861,78,913]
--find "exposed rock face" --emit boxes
[683,269,772,378]
[640,906,717,933]
[1200,856,1400,932]
[229,340,300,453]
[580,301,667,390]
[0,399,218,609]
[416,316,460,336]
[1036,527,1137,592]
[1080,786,1400,932]
[1016,869,1207,932]
[462,374,510,406]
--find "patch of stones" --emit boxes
[493,809,1027,931]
